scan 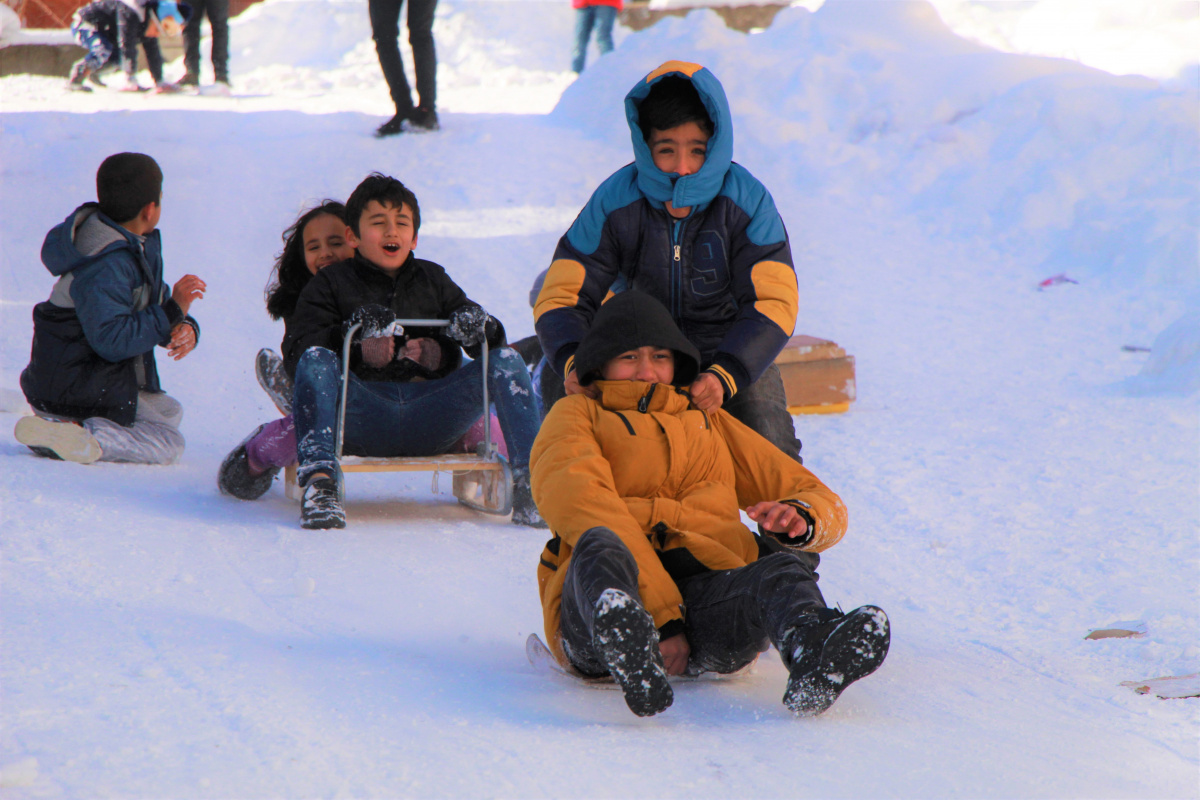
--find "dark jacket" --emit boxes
[534,61,799,401]
[20,204,194,426]
[77,0,178,82]
[281,252,506,383]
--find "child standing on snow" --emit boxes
[281,173,543,529]
[16,152,205,465]
[531,291,889,717]
[66,0,191,93]
[217,201,355,500]
[570,0,621,74]
[534,61,804,462]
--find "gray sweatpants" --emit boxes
[35,391,185,465]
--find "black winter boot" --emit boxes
[301,477,345,530]
[375,112,407,138]
[217,425,279,501]
[781,605,890,716]
[592,588,673,717]
[510,467,547,528]
[406,106,439,131]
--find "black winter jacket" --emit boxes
[20,204,195,426]
[281,252,506,383]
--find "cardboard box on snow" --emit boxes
[774,335,855,414]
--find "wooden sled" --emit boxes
[283,318,513,516]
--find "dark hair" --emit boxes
[264,201,348,321]
[637,76,714,142]
[344,173,420,237]
[96,153,163,223]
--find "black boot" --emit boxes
[217,425,280,501]
[592,588,673,717]
[510,467,547,528]
[301,476,345,530]
[781,605,890,716]
[375,112,407,138]
[407,105,439,131]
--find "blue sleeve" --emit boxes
[70,252,172,363]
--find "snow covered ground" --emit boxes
[1,1,1197,797]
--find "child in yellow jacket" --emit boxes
[530,291,889,717]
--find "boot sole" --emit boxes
[14,416,101,464]
[592,589,673,717]
[784,605,890,716]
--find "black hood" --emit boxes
[574,291,701,387]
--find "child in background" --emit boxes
[282,173,542,529]
[16,152,205,465]
[66,0,191,93]
[218,201,354,500]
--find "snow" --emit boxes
[1,0,1197,797]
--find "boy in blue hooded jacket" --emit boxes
[534,61,803,461]
[16,153,205,465]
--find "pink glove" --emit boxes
[360,336,395,368]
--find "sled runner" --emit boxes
[283,319,513,515]
[525,633,757,687]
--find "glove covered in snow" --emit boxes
[447,305,497,347]
[344,304,398,340]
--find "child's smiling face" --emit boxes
[349,200,418,273]
[302,212,354,274]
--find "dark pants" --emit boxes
[183,0,229,82]
[560,527,826,677]
[369,0,437,115]
[293,346,538,486]
[724,363,803,463]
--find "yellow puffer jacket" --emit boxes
[531,379,847,664]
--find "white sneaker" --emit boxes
[14,416,102,464]
[200,80,232,97]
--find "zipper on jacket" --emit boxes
[670,219,686,318]
[637,384,655,413]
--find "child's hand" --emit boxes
[360,335,395,368]
[745,501,808,539]
[659,633,690,676]
[167,323,196,360]
[688,372,725,410]
[399,337,442,371]
[171,274,206,314]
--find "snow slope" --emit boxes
[1,1,1197,797]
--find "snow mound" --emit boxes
[1119,311,1200,396]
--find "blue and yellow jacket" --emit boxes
[534,61,798,400]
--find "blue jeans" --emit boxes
[293,346,539,486]
[571,5,617,74]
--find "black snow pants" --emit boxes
[183,0,229,83]
[369,0,437,115]
[559,526,827,677]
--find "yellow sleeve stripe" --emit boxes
[707,365,738,398]
[565,355,575,375]
[751,260,798,335]
[533,259,588,323]
[646,61,703,82]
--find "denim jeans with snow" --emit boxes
[292,346,539,486]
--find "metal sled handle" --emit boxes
[336,318,492,461]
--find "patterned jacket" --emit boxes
[534,60,798,401]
